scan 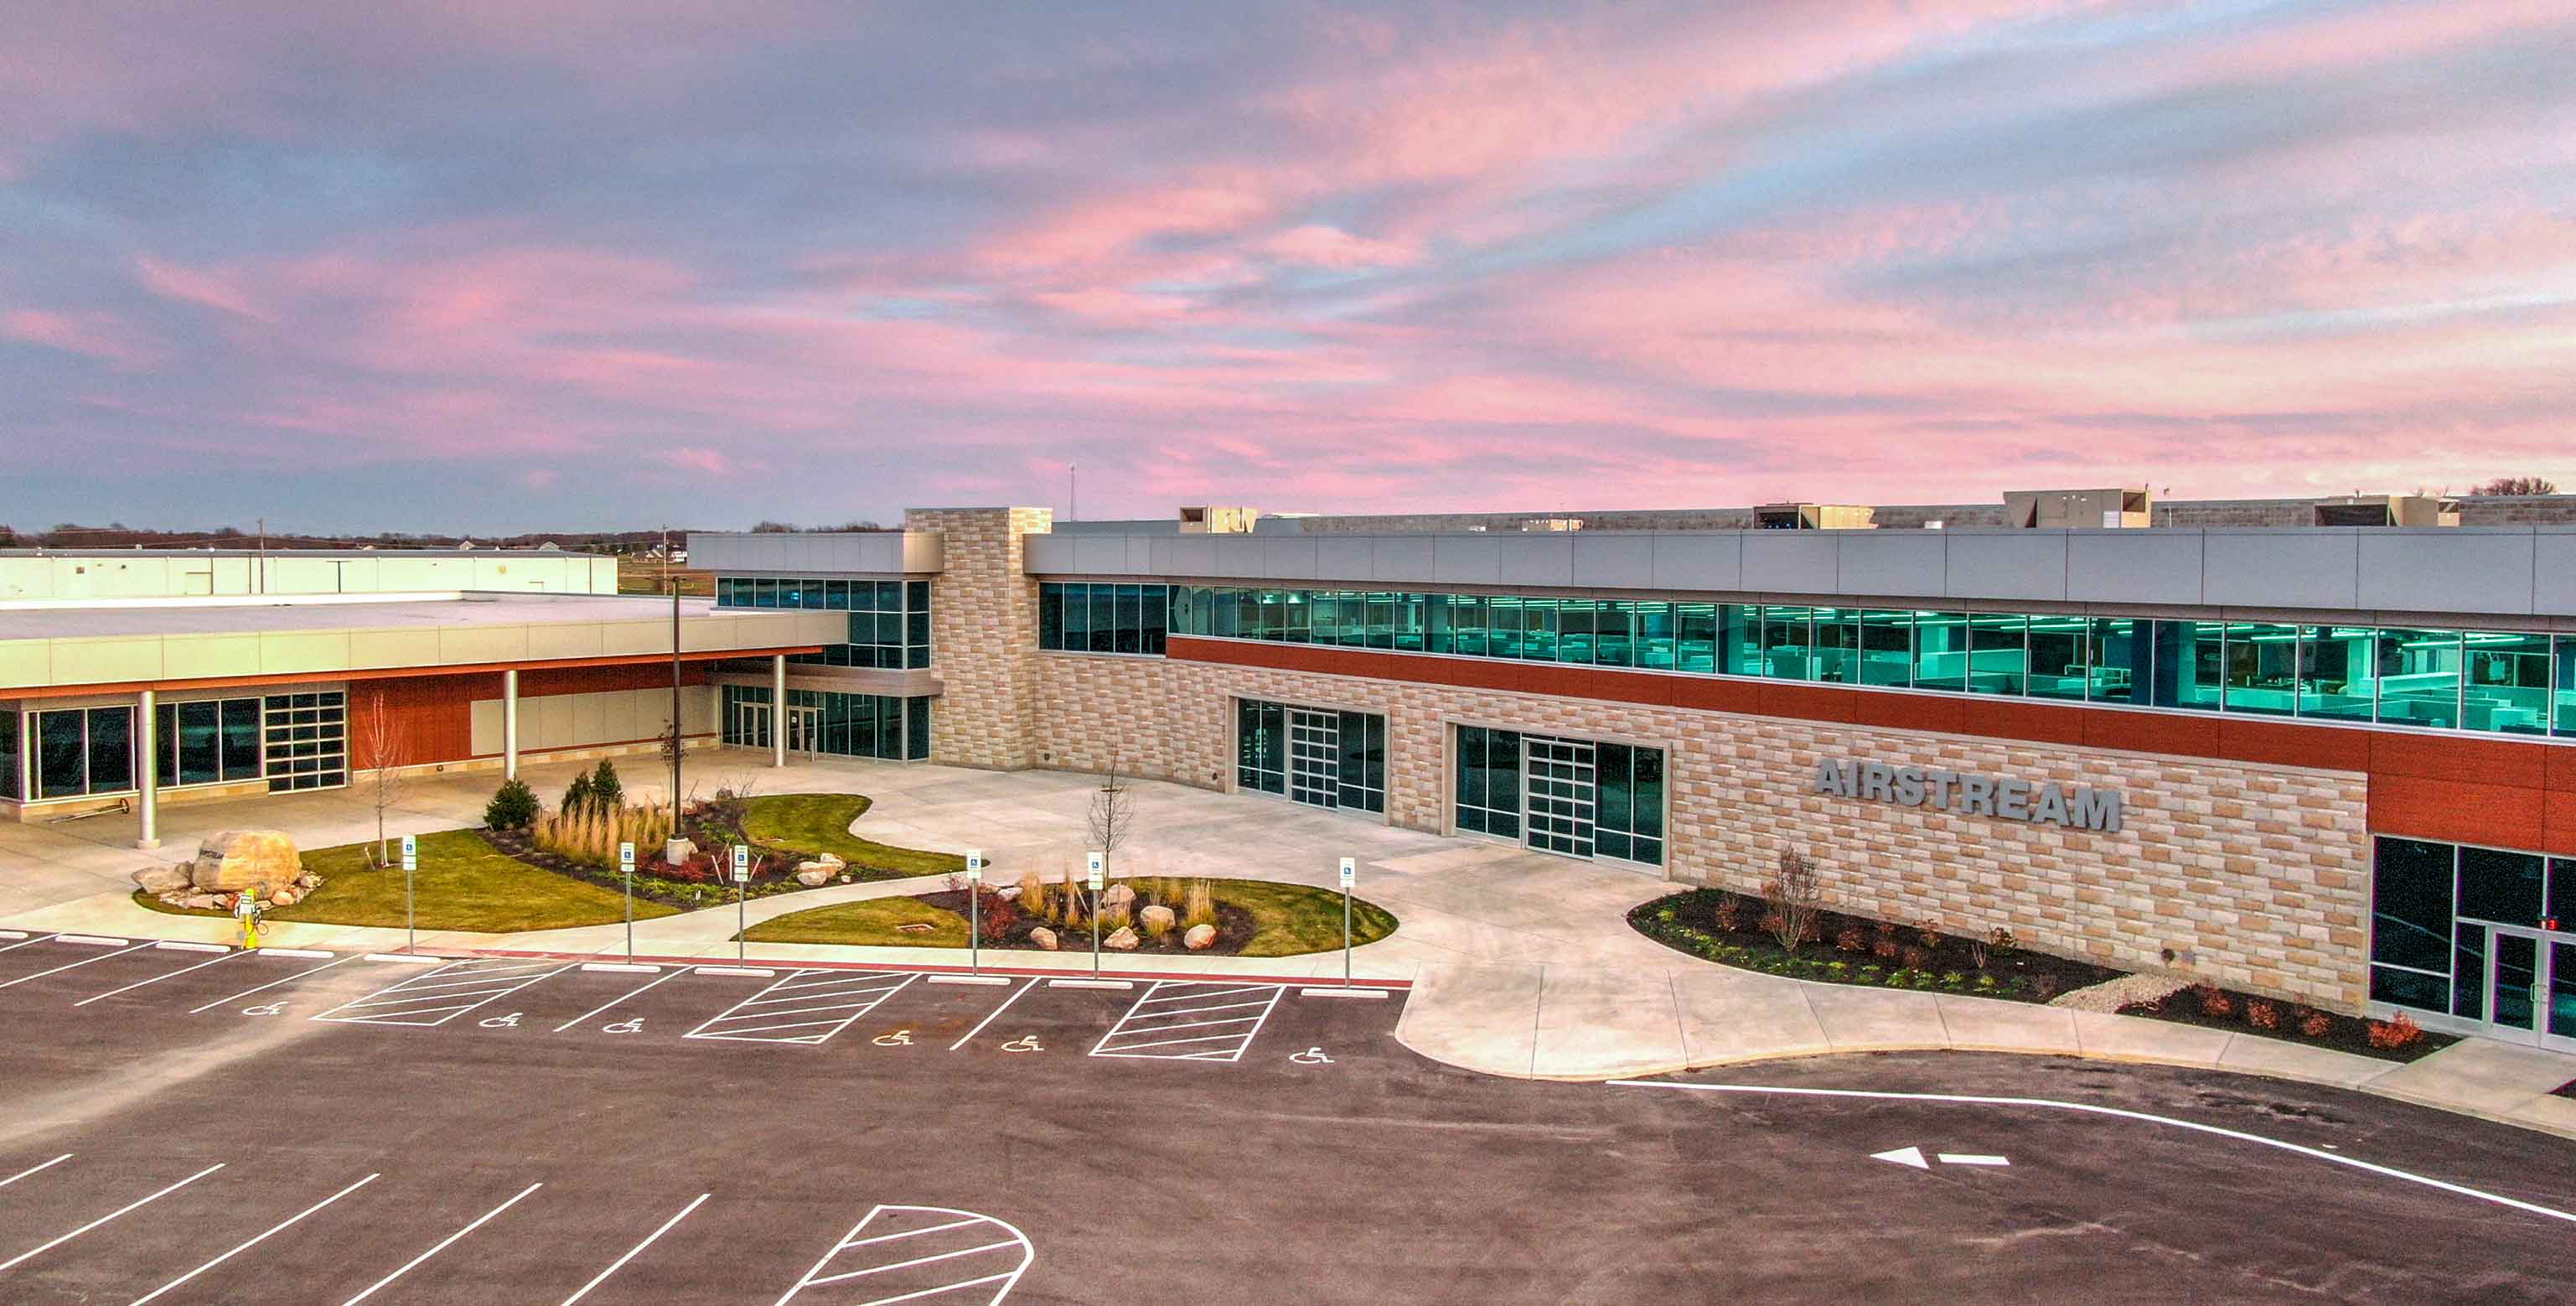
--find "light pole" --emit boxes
[1338,856,1355,990]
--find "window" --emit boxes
[2462,631,2551,734]
[1856,610,1910,687]
[2301,625,2377,720]
[2222,622,2300,717]
[1034,582,1169,656]
[0,712,16,801]
[1809,609,1855,683]
[907,697,932,760]
[37,709,88,798]
[1720,604,1760,676]
[2026,618,2087,702]
[1966,613,2026,696]
[1453,725,1521,838]
[1336,709,1387,813]
[2458,846,2544,925]
[1761,605,1814,680]
[264,692,346,792]
[1912,613,1968,692]
[2151,620,2222,710]
[155,697,266,788]
[2370,837,2454,1010]
[2377,630,2461,729]
[1236,698,1285,795]
[1591,741,1666,866]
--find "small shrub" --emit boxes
[1834,926,1866,953]
[2299,1009,2333,1039]
[2367,1012,2423,1050]
[1973,974,1998,991]
[1875,919,1897,941]
[562,770,595,816]
[589,759,623,810]
[2246,999,2279,1031]
[1900,946,1929,971]
[1940,972,1965,988]
[1872,938,1900,961]
[484,778,540,831]
[2193,984,2234,1018]
[1916,920,1942,950]
[1989,927,2017,956]
[972,887,1016,941]
[1758,911,1786,939]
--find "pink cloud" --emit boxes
[657,447,737,476]
[1254,225,1418,269]
[1,308,159,365]
[135,256,272,322]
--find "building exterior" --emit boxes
[705,497,2576,1053]
[0,549,843,843]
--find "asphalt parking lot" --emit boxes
[0,929,2570,1303]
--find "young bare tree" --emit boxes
[357,686,411,868]
[1763,843,1823,954]
[1086,762,1136,878]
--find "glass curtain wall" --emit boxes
[722,684,926,760]
[1037,583,1168,656]
[156,697,266,788]
[0,711,16,801]
[2371,835,2576,1037]
[1167,585,2576,741]
[717,575,930,668]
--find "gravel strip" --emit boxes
[2049,972,2191,1013]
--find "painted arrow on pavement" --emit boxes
[1872,1146,2010,1169]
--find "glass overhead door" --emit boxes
[1288,709,1341,809]
[1523,737,1596,858]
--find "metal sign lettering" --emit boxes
[1813,759,2123,832]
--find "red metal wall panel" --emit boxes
[344,673,489,769]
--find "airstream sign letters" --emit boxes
[1813,758,2123,832]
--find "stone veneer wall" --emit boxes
[909,506,1051,770]
[1029,650,2372,1009]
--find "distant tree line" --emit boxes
[2472,476,2558,496]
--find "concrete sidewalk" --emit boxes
[7,752,2575,1141]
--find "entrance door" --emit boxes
[786,706,821,756]
[2551,939,2576,1050]
[1523,736,1596,858]
[2489,928,2540,1039]
[1287,708,1340,810]
[732,699,771,750]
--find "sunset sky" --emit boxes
[3,1,2571,533]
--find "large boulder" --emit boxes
[1104,926,1140,951]
[188,831,301,894]
[1138,904,1177,935]
[1101,884,1137,910]
[132,864,193,896]
[1029,927,1058,951]
[794,865,834,888]
[1183,923,1217,951]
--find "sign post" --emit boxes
[618,841,637,962]
[966,852,985,975]
[732,845,751,962]
[400,833,418,953]
[1086,852,1105,978]
[1338,857,1356,989]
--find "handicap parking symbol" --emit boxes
[479,1013,523,1029]
[602,1018,644,1034]
[872,1029,914,1047]
[241,1002,286,1017]
[1289,1047,1334,1065]
[1001,1035,1043,1054]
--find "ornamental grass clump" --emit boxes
[1182,878,1217,931]
[534,801,674,868]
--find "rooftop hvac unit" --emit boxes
[2002,486,2153,528]
[2313,495,2460,527]
[1752,503,1877,530]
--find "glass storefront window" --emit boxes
[2459,846,2545,925]
[0,712,15,801]
[1967,613,2026,696]
[37,709,87,798]
[2370,837,2455,973]
[2026,618,2087,701]
[1237,698,1285,795]
[2222,622,2300,717]
[2377,629,2461,729]
[1912,612,1968,692]
[1453,725,1521,838]
[2461,631,2551,734]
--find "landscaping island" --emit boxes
[747,876,1397,959]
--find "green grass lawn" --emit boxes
[132,829,680,933]
[739,878,1396,956]
[742,897,970,946]
[736,793,966,879]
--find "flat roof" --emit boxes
[0,547,584,559]
[0,593,718,640]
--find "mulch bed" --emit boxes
[479,828,850,910]
[2116,983,2460,1065]
[1629,887,2123,1003]
[916,889,1258,956]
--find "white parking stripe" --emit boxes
[189,955,360,1013]
[949,977,1036,1051]
[76,949,248,1007]
[775,1204,1032,1306]
[1091,982,1285,1062]
[340,1182,542,1305]
[686,971,916,1045]
[1607,1080,2576,1227]
[313,961,572,1027]
[0,1154,70,1190]
[559,1192,708,1305]
[556,967,691,1032]
[0,1163,224,1273]
[0,941,156,991]
[0,934,59,954]
[131,1173,380,1305]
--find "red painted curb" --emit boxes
[461,946,1412,991]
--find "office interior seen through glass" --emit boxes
[1234,698,1386,814]
[721,685,930,762]
[2372,836,2576,1048]
[714,577,930,670]
[1166,588,2576,738]
[1456,725,1666,867]
[1037,582,1169,656]
[1,691,344,802]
